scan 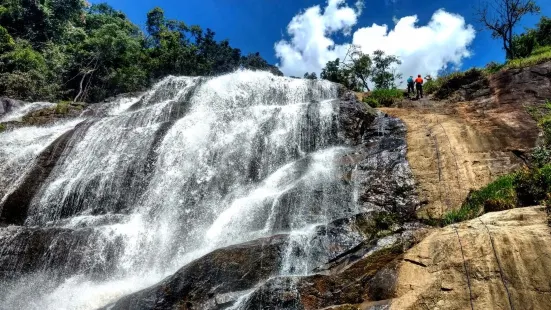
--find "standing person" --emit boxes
[407,76,414,97]
[415,74,424,99]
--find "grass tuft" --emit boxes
[366,88,405,107]
[504,46,551,69]
[443,174,517,225]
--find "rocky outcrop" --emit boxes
[104,235,289,310]
[492,61,551,107]
[381,103,532,217]
[101,90,422,309]
[391,206,551,310]
[240,224,428,310]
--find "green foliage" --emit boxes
[55,101,70,114]
[444,164,551,225]
[514,165,551,206]
[512,17,551,58]
[431,68,485,99]
[423,79,440,95]
[505,45,551,69]
[320,47,401,92]
[0,123,5,132]
[444,174,517,225]
[362,96,380,108]
[540,115,551,146]
[371,50,402,89]
[0,2,279,102]
[368,89,404,107]
[532,146,551,168]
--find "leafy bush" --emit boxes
[0,123,5,132]
[55,102,70,114]
[539,115,551,146]
[444,164,551,225]
[444,174,517,225]
[432,68,485,100]
[423,79,440,95]
[368,88,404,107]
[532,146,551,168]
[514,165,551,206]
[362,96,380,108]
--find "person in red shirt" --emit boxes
[415,75,424,99]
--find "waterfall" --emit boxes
[0,102,56,122]
[0,119,83,202]
[0,70,363,310]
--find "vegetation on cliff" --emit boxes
[0,1,280,103]
[442,100,551,225]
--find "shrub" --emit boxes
[484,61,505,74]
[539,115,551,146]
[0,123,5,132]
[55,101,70,114]
[424,79,440,95]
[514,165,551,206]
[368,88,404,107]
[362,96,380,108]
[443,174,517,225]
[433,68,485,100]
[532,146,551,168]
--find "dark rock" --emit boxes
[338,89,377,145]
[0,226,117,281]
[241,228,423,310]
[492,61,551,106]
[104,235,288,310]
[101,86,421,310]
[0,121,91,225]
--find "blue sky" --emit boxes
[90,0,551,75]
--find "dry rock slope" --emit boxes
[381,101,534,217]
[391,206,551,310]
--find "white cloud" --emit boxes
[274,1,476,82]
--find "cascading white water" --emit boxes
[0,119,83,202]
[0,102,57,122]
[0,70,361,310]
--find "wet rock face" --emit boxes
[104,235,289,310]
[240,227,426,310]
[103,90,422,310]
[0,226,104,280]
[0,122,91,225]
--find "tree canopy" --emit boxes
[476,0,540,59]
[320,46,401,91]
[0,2,282,102]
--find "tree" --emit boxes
[371,50,402,89]
[534,16,551,46]
[342,45,372,91]
[303,72,317,79]
[476,0,540,59]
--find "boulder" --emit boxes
[104,234,289,310]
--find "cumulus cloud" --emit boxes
[274,0,476,81]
